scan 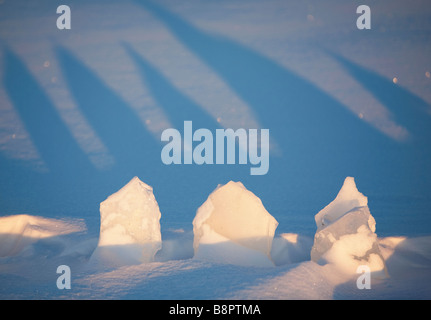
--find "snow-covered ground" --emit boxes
[1,198,431,300]
[1,0,431,299]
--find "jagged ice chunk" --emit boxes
[90,177,162,267]
[311,177,386,277]
[193,181,278,266]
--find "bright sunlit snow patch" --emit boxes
[0,214,86,257]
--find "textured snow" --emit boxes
[270,233,313,266]
[0,214,86,257]
[0,212,430,299]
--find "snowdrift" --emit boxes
[0,214,86,257]
[0,176,430,299]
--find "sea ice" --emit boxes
[192,181,278,266]
[311,177,387,277]
[90,177,162,267]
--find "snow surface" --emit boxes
[1,0,431,299]
[1,176,431,299]
[0,212,430,299]
[0,214,86,257]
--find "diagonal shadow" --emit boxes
[1,47,104,225]
[54,45,213,227]
[134,0,387,150]
[0,46,164,227]
[123,43,221,132]
[134,0,404,221]
[55,46,161,178]
[2,48,93,174]
[328,51,431,144]
[122,44,253,220]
